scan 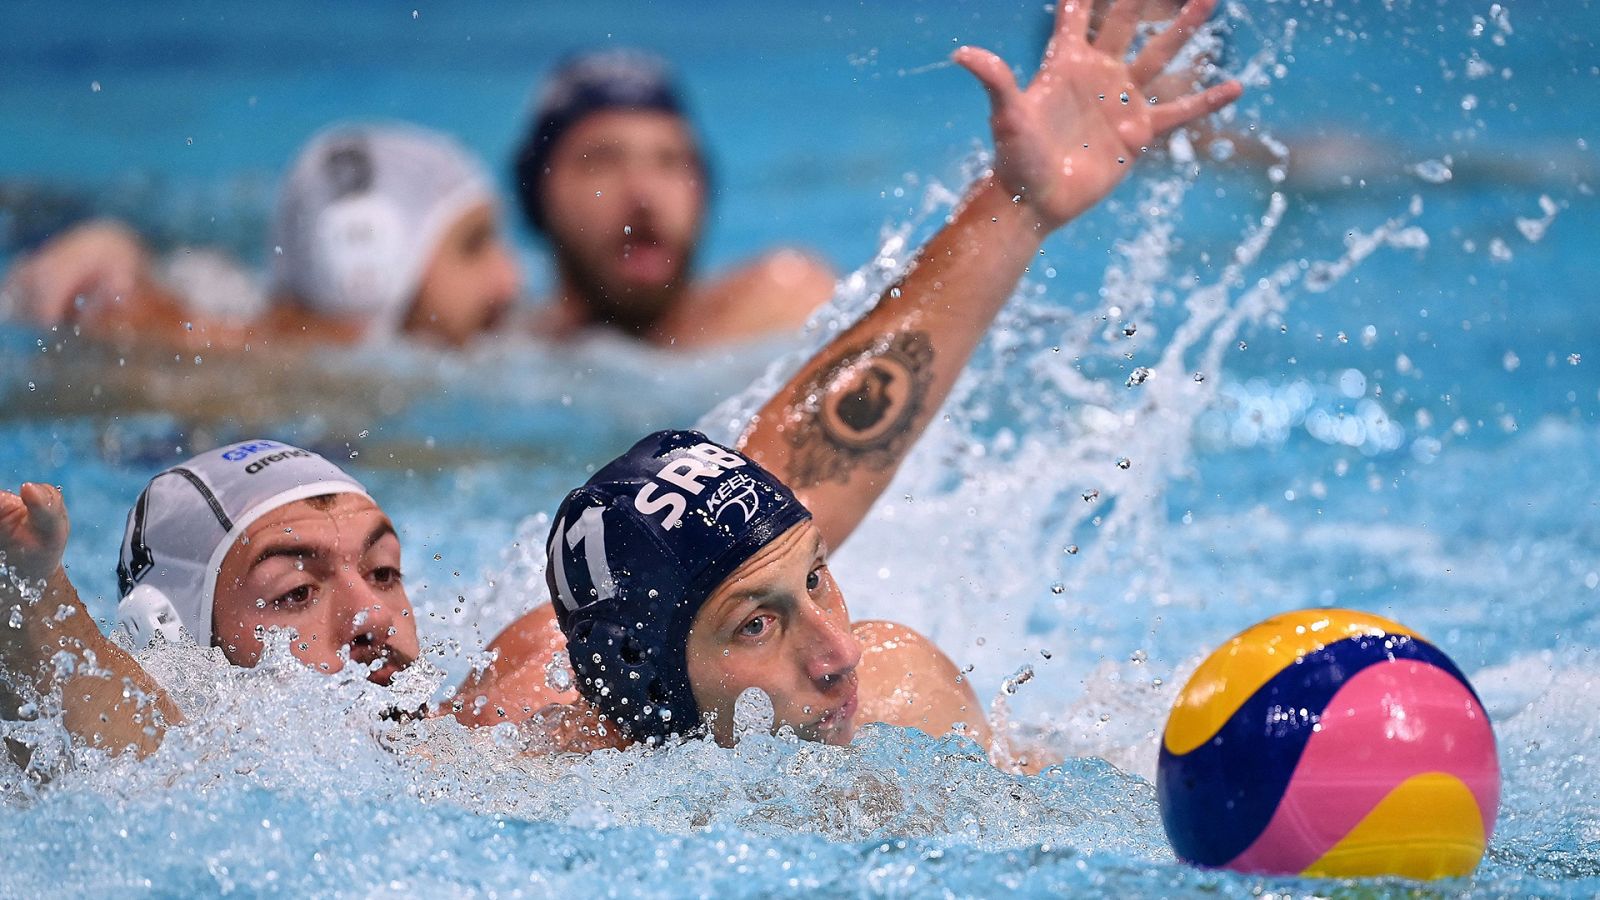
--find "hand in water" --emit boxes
[0,483,70,586]
[953,0,1243,229]
[0,220,150,326]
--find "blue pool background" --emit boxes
[1,0,1597,896]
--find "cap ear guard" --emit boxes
[311,192,408,321]
[118,584,188,647]
[547,494,699,743]
[559,613,689,742]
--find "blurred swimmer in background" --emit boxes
[2,51,834,354]
[512,49,836,348]
[1,123,520,350]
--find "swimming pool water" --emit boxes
[1,0,1597,896]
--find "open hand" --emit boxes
[954,0,1243,229]
[0,483,70,584]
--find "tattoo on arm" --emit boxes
[785,330,935,487]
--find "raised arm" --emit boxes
[0,220,347,353]
[0,484,179,762]
[739,0,1240,549]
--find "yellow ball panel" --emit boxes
[1163,608,1418,755]
[1301,772,1487,880]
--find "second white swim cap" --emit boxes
[271,123,494,335]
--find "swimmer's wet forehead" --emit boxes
[232,496,398,574]
[553,110,700,167]
[696,524,826,632]
[244,518,397,571]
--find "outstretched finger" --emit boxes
[1094,0,1149,59]
[1049,0,1092,47]
[1147,80,1243,135]
[1129,0,1217,86]
[953,46,1022,116]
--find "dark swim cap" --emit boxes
[547,430,811,742]
[513,49,706,234]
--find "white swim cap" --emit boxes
[116,440,370,647]
[270,123,494,335]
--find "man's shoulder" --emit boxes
[853,618,991,746]
[721,248,835,303]
[674,248,835,345]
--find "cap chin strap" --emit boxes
[118,584,188,647]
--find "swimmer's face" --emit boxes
[541,110,704,332]
[406,202,522,347]
[685,521,862,747]
[211,493,420,685]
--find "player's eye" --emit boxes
[739,614,772,638]
[806,566,825,592]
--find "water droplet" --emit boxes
[1568,353,1582,366]
[1192,372,1205,382]
[733,686,775,737]
[1081,489,1099,503]
[1122,323,1137,337]
[1001,664,1034,695]
[1409,158,1453,183]
[1116,457,1131,470]
[1064,544,1079,555]
[90,80,102,93]
[1050,583,1065,595]
[544,652,573,692]
[1119,91,1130,104]
[1125,366,1151,387]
